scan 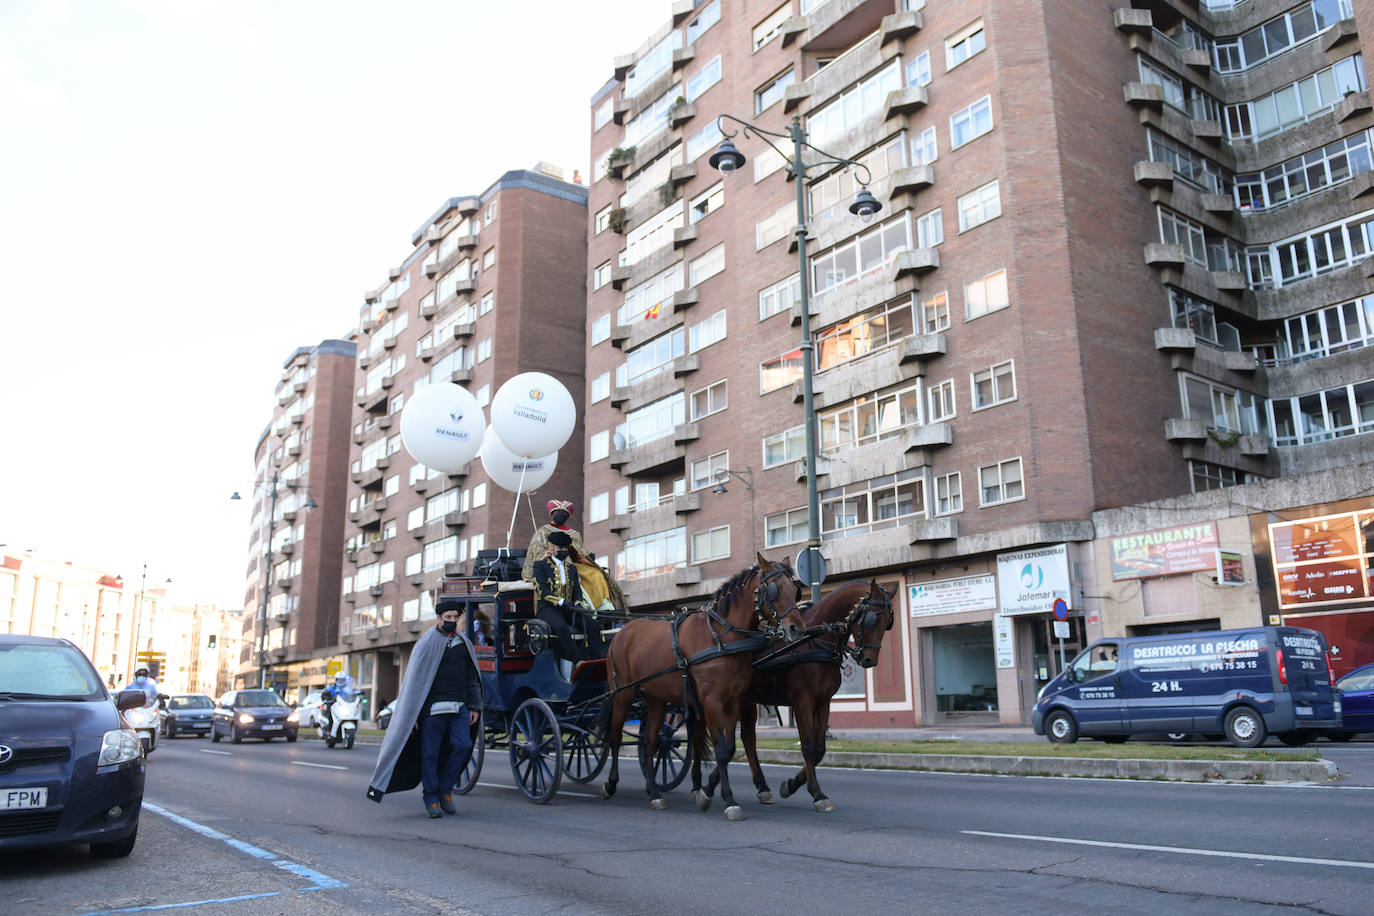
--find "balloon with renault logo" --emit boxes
[399,382,485,472]
[479,425,558,492]
[489,372,576,459]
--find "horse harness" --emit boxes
[752,582,893,672]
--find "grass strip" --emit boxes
[749,737,1319,762]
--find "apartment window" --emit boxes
[957,180,1001,232]
[822,470,925,538]
[810,214,911,296]
[753,3,790,51]
[690,451,730,491]
[815,298,915,372]
[807,60,902,149]
[765,507,809,547]
[471,483,487,508]
[979,458,1024,506]
[763,425,806,468]
[625,83,683,149]
[588,492,609,524]
[625,31,681,99]
[756,68,795,114]
[589,430,610,462]
[594,98,613,131]
[690,379,727,420]
[686,56,722,103]
[950,96,993,148]
[916,208,943,248]
[1225,55,1366,141]
[593,261,612,290]
[616,527,687,581]
[689,244,726,285]
[407,506,424,531]
[921,292,950,333]
[818,384,922,454]
[686,0,719,43]
[484,202,496,225]
[912,126,937,166]
[946,21,986,70]
[476,384,489,407]
[686,121,722,162]
[1275,295,1374,364]
[621,264,685,324]
[591,372,610,404]
[965,268,1009,320]
[760,347,803,394]
[595,205,613,234]
[479,292,493,315]
[476,338,492,362]
[692,526,731,563]
[1248,209,1374,289]
[759,273,801,321]
[928,378,956,422]
[972,360,1016,410]
[618,328,685,388]
[756,203,794,250]
[690,183,724,224]
[624,201,685,266]
[810,136,905,223]
[617,393,686,449]
[1158,208,1208,266]
[1235,129,1372,211]
[1213,0,1353,73]
[1183,375,1266,435]
[482,248,495,269]
[591,313,610,345]
[690,310,726,352]
[907,50,931,87]
[1189,461,1255,493]
[624,147,683,209]
[754,144,786,182]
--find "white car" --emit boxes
[295,691,325,728]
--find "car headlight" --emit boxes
[286,711,299,723]
[99,728,143,767]
[237,713,255,724]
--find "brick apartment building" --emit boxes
[339,167,589,708]
[585,0,1373,725]
[238,338,356,692]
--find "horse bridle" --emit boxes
[845,584,893,659]
[756,563,803,637]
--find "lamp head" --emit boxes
[709,138,746,175]
[849,187,882,223]
[713,481,727,495]
[304,497,318,511]
[230,492,242,501]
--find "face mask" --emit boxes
[552,511,570,526]
[440,619,458,635]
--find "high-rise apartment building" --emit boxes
[342,167,588,708]
[586,0,1373,724]
[239,338,356,691]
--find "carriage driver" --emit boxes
[530,530,593,673]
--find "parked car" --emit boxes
[295,691,325,728]
[160,694,214,739]
[1324,663,1374,741]
[377,700,396,730]
[211,689,299,743]
[0,634,146,857]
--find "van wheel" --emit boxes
[1326,732,1356,742]
[1166,733,1192,743]
[1277,730,1315,747]
[1224,706,1266,748]
[1045,710,1078,744]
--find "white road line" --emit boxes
[290,760,348,770]
[199,749,231,755]
[962,830,1374,870]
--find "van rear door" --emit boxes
[1277,629,1339,725]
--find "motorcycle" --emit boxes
[124,701,162,755]
[318,692,361,749]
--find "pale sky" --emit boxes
[0,0,668,609]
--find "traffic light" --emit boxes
[207,634,217,649]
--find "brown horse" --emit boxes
[706,578,893,812]
[600,553,806,819]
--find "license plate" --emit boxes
[3,788,47,810]
[262,724,283,730]
[1295,705,1313,717]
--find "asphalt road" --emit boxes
[7,735,1374,916]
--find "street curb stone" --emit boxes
[751,748,1337,783]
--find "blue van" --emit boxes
[1032,626,1341,747]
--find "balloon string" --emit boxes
[504,461,528,552]
[526,492,538,532]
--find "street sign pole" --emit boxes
[1052,598,1070,672]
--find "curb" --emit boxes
[750,748,1337,783]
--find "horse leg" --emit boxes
[703,699,744,821]
[641,700,668,810]
[778,691,809,801]
[802,697,833,812]
[739,702,772,804]
[600,687,631,801]
[691,715,715,811]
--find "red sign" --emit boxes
[1275,558,1369,608]
[1270,515,1360,564]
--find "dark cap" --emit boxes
[547,530,573,548]
[135,667,149,677]
[435,597,465,615]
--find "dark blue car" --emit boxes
[160,694,214,739]
[210,689,299,743]
[1325,663,1374,741]
[0,634,147,857]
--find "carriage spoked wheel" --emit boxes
[453,713,485,796]
[561,705,610,784]
[637,705,693,792]
[509,698,563,803]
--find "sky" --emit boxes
[0,0,669,610]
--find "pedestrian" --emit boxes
[367,599,483,817]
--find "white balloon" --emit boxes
[489,372,576,459]
[480,426,558,493]
[399,383,485,473]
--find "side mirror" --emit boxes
[115,689,146,712]
[1063,667,1078,684]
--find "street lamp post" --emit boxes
[234,471,285,689]
[709,114,882,602]
[124,563,171,679]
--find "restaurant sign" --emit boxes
[1109,522,1218,580]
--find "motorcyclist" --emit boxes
[320,673,359,734]
[130,667,166,708]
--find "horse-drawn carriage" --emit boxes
[440,549,894,817]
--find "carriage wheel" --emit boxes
[453,714,485,796]
[509,698,563,804]
[562,707,609,784]
[638,705,692,792]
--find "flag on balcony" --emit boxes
[644,301,662,320]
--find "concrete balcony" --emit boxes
[455,196,480,216]
[801,263,917,330]
[1133,160,1173,188]
[1123,82,1165,110]
[673,422,700,444]
[1335,90,1371,124]
[358,465,384,491]
[444,511,467,528]
[908,517,959,543]
[889,164,934,198]
[1164,417,1208,441]
[455,234,478,251]
[1154,327,1197,352]
[609,437,687,476]
[671,44,694,72]
[1144,243,1187,269]
[884,85,928,121]
[673,224,698,248]
[452,322,475,340]
[668,101,695,129]
[1191,120,1223,144]
[612,368,681,413]
[363,387,388,414]
[799,346,909,410]
[1113,7,1151,34]
[449,368,474,384]
[900,333,947,365]
[612,308,684,353]
[609,264,634,290]
[669,162,696,187]
[369,540,386,556]
[420,300,439,319]
[617,570,684,608]
[893,248,939,277]
[880,9,923,45]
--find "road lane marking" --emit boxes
[290,760,348,770]
[962,830,1374,870]
[199,749,231,756]
[76,892,282,914]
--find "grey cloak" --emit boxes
[366,625,483,802]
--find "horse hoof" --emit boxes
[757,791,775,805]
[813,798,835,813]
[600,784,615,800]
[691,790,712,812]
[724,805,745,821]
[650,798,668,811]
[779,784,794,800]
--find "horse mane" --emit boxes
[711,563,760,607]
[802,578,871,625]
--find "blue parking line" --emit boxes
[74,892,283,915]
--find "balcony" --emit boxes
[1133,160,1173,188]
[608,437,686,476]
[884,85,928,121]
[889,164,934,198]
[1164,417,1208,441]
[1143,243,1186,269]
[668,101,695,128]
[420,299,439,319]
[444,511,468,529]
[455,234,478,251]
[455,196,480,216]
[452,322,476,340]
[900,332,947,364]
[893,248,939,277]
[673,225,698,248]
[1112,7,1151,34]
[1123,82,1164,110]
[880,9,923,45]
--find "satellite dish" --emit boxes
[612,432,627,450]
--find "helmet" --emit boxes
[334,673,348,684]
[135,667,149,678]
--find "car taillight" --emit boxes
[1276,648,1288,685]
[1326,653,1336,684]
